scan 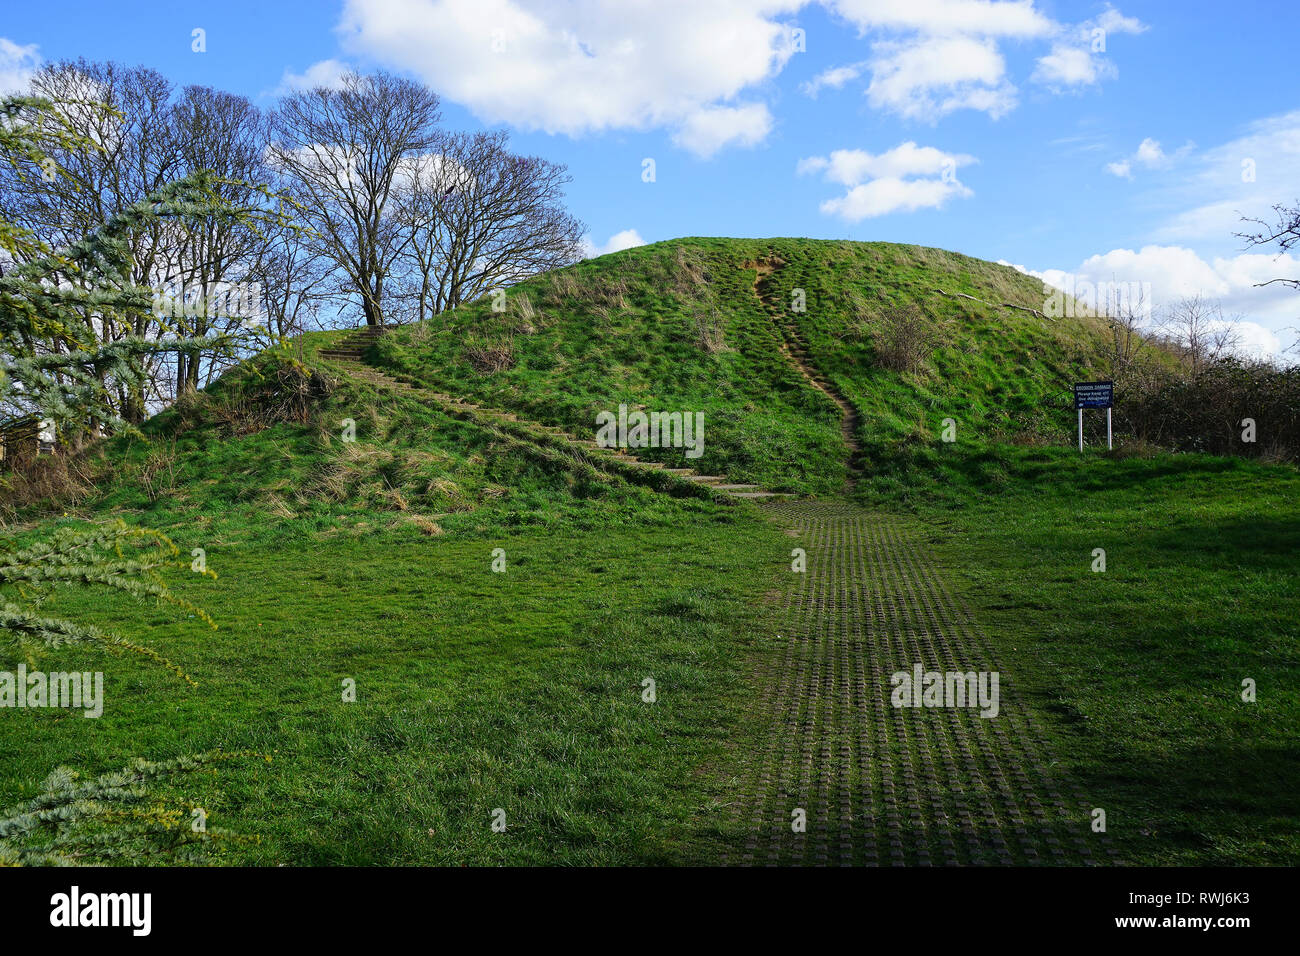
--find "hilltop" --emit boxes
[363,237,1118,502]
[6,237,1118,530]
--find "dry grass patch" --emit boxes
[464,335,516,374]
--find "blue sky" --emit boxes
[4,0,1298,355]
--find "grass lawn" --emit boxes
[0,507,788,865]
[910,448,1300,864]
[5,441,1296,865]
[4,237,1295,866]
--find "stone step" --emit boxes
[684,475,725,483]
[712,483,760,491]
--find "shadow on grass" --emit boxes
[1072,742,1300,865]
[860,440,1298,510]
[1128,515,1300,571]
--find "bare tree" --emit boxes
[1237,200,1300,291]
[1102,281,1153,379]
[1238,201,1300,358]
[252,222,329,341]
[268,71,441,327]
[1160,294,1243,375]
[393,130,584,317]
[158,85,270,398]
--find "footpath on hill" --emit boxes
[318,270,1113,865]
[710,256,1110,865]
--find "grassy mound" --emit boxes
[3,345,724,542]
[3,237,1296,866]
[369,237,1114,497]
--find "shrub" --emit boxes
[693,307,728,355]
[873,302,938,374]
[0,753,252,866]
[211,355,334,435]
[0,452,97,521]
[1118,357,1300,461]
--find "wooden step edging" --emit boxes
[317,354,793,503]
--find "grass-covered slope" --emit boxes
[370,237,1113,497]
[916,450,1300,864]
[4,344,722,541]
[10,236,1119,523]
[4,237,1297,866]
[1,333,790,866]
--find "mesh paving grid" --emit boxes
[721,500,1118,866]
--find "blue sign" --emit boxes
[1073,381,1113,409]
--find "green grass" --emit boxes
[3,236,1297,866]
[913,450,1300,864]
[10,345,724,543]
[1,510,788,865]
[369,238,1113,495]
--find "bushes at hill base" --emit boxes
[1119,358,1300,461]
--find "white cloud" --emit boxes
[335,0,802,157]
[1147,110,1300,243]
[1094,6,1146,36]
[0,38,40,94]
[824,2,1143,120]
[1105,136,1192,178]
[325,1,1145,137]
[799,142,975,183]
[265,142,359,179]
[393,151,475,194]
[1031,4,1146,90]
[671,103,772,159]
[1003,246,1300,360]
[1033,44,1112,87]
[866,34,1016,121]
[828,0,1053,38]
[822,177,973,220]
[273,59,352,96]
[582,228,646,259]
[1038,110,1300,360]
[1135,137,1165,165]
[800,142,976,220]
[800,61,867,97]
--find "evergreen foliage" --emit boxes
[0,752,257,866]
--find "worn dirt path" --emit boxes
[746,257,863,488]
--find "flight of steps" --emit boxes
[315,327,792,502]
[318,325,391,362]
